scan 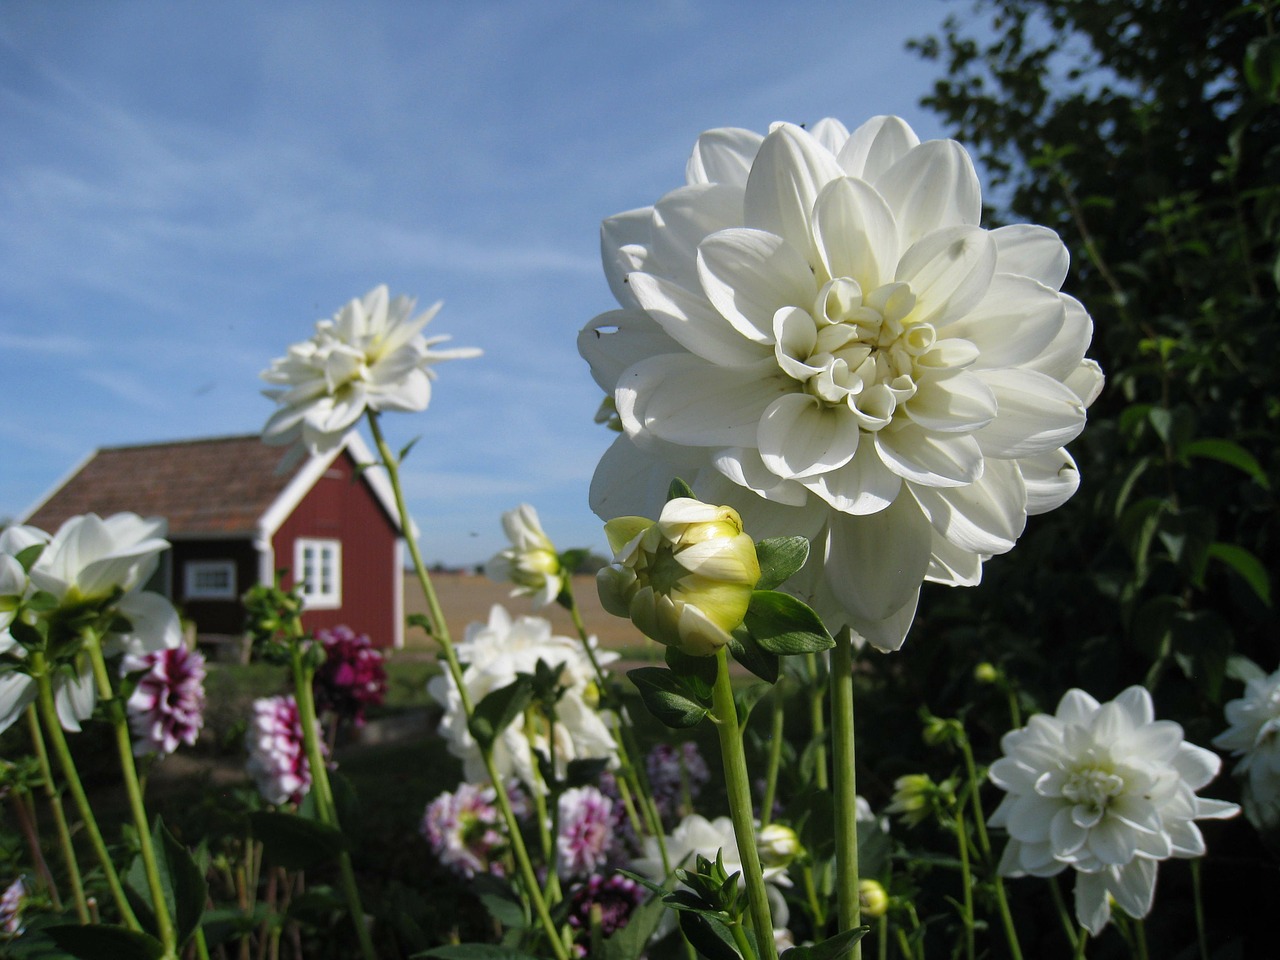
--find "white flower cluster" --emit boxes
[427,605,618,792]
[1214,665,1280,826]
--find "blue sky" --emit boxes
[2,1,964,567]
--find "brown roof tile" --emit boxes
[24,435,308,537]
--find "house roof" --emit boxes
[22,433,402,539]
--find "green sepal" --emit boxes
[754,536,810,591]
[666,477,696,501]
[627,667,710,729]
[744,590,834,655]
[468,675,535,749]
[728,629,779,684]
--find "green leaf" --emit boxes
[627,667,710,729]
[677,912,742,960]
[406,612,434,637]
[468,676,535,749]
[665,645,717,701]
[1207,542,1272,606]
[14,543,45,572]
[666,477,696,501]
[1182,438,1271,490]
[754,536,810,591]
[249,810,348,871]
[470,874,529,930]
[124,818,208,948]
[733,682,772,727]
[414,947,542,960]
[44,925,165,960]
[782,926,870,959]
[728,629,779,684]
[602,890,669,960]
[399,436,422,463]
[744,591,834,655]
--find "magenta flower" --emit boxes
[245,695,325,805]
[313,625,387,726]
[421,783,507,878]
[567,873,644,953]
[557,786,615,878]
[123,646,207,757]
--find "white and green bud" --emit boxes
[756,823,801,869]
[597,498,761,656]
[858,879,889,919]
[485,504,564,607]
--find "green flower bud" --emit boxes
[973,662,1000,684]
[757,823,802,869]
[597,497,761,656]
[858,879,889,919]
[885,773,940,828]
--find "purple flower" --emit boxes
[557,786,614,877]
[313,625,387,726]
[567,873,645,953]
[123,646,207,757]
[245,695,325,805]
[421,783,506,878]
[0,878,25,939]
[646,741,710,824]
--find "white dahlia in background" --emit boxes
[579,116,1103,650]
[1213,666,1280,825]
[427,605,618,791]
[261,284,481,456]
[988,686,1238,935]
[123,645,207,757]
[485,504,566,608]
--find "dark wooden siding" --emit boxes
[171,539,259,635]
[273,450,399,647]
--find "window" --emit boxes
[184,560,237,600]
[294,538,342,609]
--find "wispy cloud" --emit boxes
[0,332,93,355]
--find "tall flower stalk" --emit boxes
[24,704,88,924]
[830,628,861,946]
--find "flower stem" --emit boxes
[366,411,569,960]
[1048,876,1079,952]
[830,627,861,948]
[31,654,140,931]
[958,734,1022,960]
[951,804,975,960]
[84,635,176,955]
[805,654,828,790]
[710,646,777,960]
[760,679,786,828]
[287,644,376,960]
[25,705,82,920]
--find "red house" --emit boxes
[21,433,406,649]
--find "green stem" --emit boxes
[711,646,777,960]
[367,411,569,960]
[1074,928,1089,960]
[830,628,861,949]
[1191,860,1209,960]
[25,705,84,921]
[288,645,376,960]
[805,654,828,791]
[85,636,176,955]
[760,679,786,828]
[1048,876,1079,952]
[951,806,975,960]
[958,735,1022,960]
[32,656,140,930]
[729,916,758,959]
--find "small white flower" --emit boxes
[261,284,480,456]
[988,686,1238,935]
[1214,667,1280,821]
[427,605,617,792]
[485,504,565,608]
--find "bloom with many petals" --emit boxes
[428,605,617,791]
[988,686,1238,935]
[597,498,761,655]
[245,695,325,805]
[123,646,207,757]
[261,284,480,456]
[420,783,507,878]
[0,514,180,735]
[313,625,387,726]
[1214,666,1280,825]
[579,116,1103,650]
[557,785,615,877]
[485,504,565,608]
[0,878,25,939]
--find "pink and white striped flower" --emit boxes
[123,646,207,757]
[420,782,506,878]
[245,695,325,805]
[557,785,615,877]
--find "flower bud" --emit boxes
[858,879,888,919]
[757,823,801,868]
[973,662,1000,685]
[486,504,564,607]
[597,498,761,656]
[885,773,939,828]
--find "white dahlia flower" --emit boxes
[427,605,618,792]
[485,504,565,608]
[1213,666,1280,823]
[579,116,1103,650]
[262,284,480,456]
[988,686,1237,935]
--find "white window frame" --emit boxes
[294,538,342,609]
[184,560,237,600]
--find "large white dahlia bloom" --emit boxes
[578,116,1103,650]
[988,686,1238,935]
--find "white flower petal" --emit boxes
[875,139,982,247]
[825,496,932,623]
[1026,293,1094,382]
[652,184,747,293]
[848,587,920,653]
[924,531,984,586]
[55,664,97,733]
[578,308,682,393]
[1056,689,1102,725]
[686,127,764,187]
[589,435,706,522]
[1066,358,1106,408]
[837,115,921,183]
[905,370,998,433]
[1075,871,1111,936]
[0,672,37,736]
[711,448,810,506]
[758,394,861,480]
[974,368,1087,458]
[743,123,844,264]
[875,425,984,488]
[697,229,817,343]
[802,441,903,515]
[895,226,996,328]
[812,176,899,290]
[913,458,1027,555]
[601,207,653,307]
[1109,859,1157,920]
[1021,448,1081,515]
[991,224,1070,289]
[943,274,1067,368]
[807,117,851,155]
[629,272,770,365]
